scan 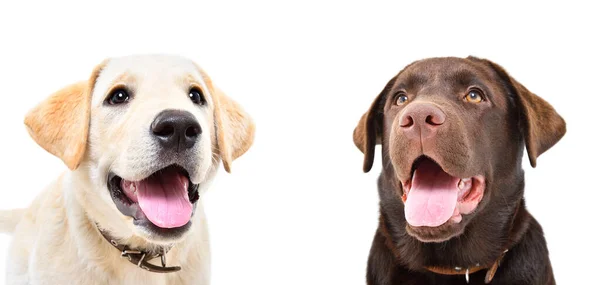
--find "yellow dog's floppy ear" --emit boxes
[469,56,566,167]
[196,68,254,172]
[196,67,254,173]
[353,75,398,172]
[24,62,105,170]
[212,87,255,173]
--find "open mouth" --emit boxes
[108,165,200,230]
[401,157,485,228]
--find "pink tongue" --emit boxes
[405,159,460,227]
[131,169,193,228]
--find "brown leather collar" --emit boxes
[425,249,508,283]
[423,200,524,283]
[97,227,182,273]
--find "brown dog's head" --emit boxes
[354,57,565,242]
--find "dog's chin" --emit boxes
[399,156,486,243]
[406,221,467,243]
[131,219,193,243]
[107,164,200,243]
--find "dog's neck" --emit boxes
[376,170,531,271]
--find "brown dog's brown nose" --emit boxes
[399,103,446,139]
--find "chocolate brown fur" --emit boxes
[354,56,565,284]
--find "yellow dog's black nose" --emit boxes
[151,109,201,151]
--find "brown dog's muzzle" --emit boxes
[389,100,475,184]
[398,103,446,140]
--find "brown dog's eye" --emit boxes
[107,89,130,105]
[465,89,484,103]
[395,93,409,105]
[189,88,205,105]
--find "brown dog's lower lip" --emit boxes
[405,220,465,243]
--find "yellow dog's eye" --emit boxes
[189,87,206,105]
[465,89,484,103]
[107,89,130,105]
[396,93,409,105]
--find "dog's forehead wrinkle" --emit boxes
[444,69,480,88]
[395,73,429,90]
[400,62,474,94]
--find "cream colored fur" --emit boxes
[2,55,254,285]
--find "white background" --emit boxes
[0,1,598,284]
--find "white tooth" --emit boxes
[125,182,136,194]
[458,178,471,190]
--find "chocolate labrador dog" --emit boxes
[354,56,565,285]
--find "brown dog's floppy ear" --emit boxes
[353,75,398,172]
[212,87,255,173]
[24,62,105,170]
[470,57,566,167]
[513,78,566,167]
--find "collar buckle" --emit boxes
[100,230,182,274]
[465,267,470,283]
[121,249,142,257]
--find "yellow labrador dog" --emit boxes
[0,55,254,284]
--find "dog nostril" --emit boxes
[425,115,437,125]
[153,124,175,137]
[425,114,445,126]
[401,116,414,128]
[185,126,201,138]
